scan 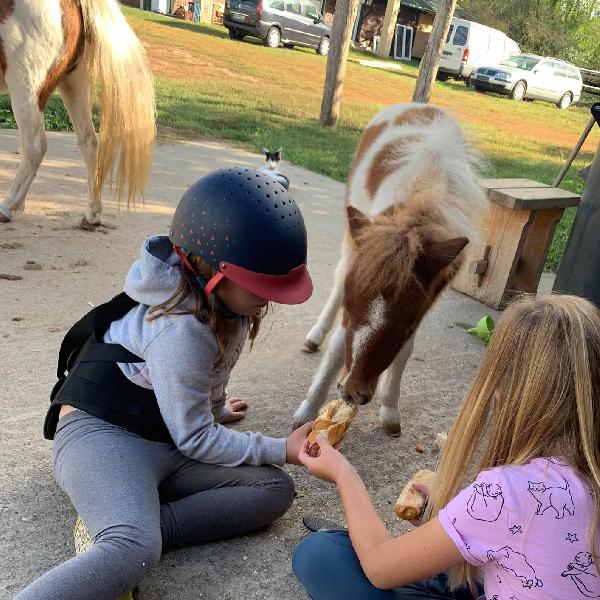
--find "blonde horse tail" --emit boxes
[79,0,155,209]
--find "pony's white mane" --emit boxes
[347,103,488,244]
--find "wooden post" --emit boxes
[319,0,361,127]
[377,0,401,59]
[412,0,456,103]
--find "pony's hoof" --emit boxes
[303,339,319,353]
[383,423,402,437]
[380,406,402,437]
[291,417,308,432]
[0,203,13,222]
[292,404,318,431]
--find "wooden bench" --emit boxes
[451,179,581,309]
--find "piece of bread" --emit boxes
[394,469,436,521]
[307,399,358,446]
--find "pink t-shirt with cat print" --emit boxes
[439,457,599,600]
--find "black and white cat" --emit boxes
[260,147,290,189]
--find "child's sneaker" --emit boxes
[73,515,93,554]
[73,516,140,600]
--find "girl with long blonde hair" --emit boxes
[294,294,600,599]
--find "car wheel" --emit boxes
[228,28,244,40]
[264,27,281,48]
[510,80,526,101]
[474,85,486,93]
[317,37,329,56]
[283,43,295,49]
[557,92,572,110]
[465,75,472,87]
[436,73,449,82]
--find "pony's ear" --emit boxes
[262,147,269,155]
[346,206,371,242]
[276,147,282,154]
[420,236,469,277]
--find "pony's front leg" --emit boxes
[303,237,352,353]
[294,324,346,429]
[377,332,416,437]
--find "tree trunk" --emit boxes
[412,0,457,103]
[320,0,361,127]
[377,0,401,59]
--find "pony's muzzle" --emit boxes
[337,382,372,406]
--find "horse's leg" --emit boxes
[58,63,101,226]
[0,82,47,222]
[293,324,346,429]
[377,332,416,437]
[303,236,352,353]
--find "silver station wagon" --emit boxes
[470,54,583,109]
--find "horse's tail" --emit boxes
[79,0,155,208]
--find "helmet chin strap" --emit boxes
[173,245,237,318]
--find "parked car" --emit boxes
[470,54,583,109]
[438,17,520,81]
[223,0,331,54]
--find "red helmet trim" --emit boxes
[204,272,225,296]
[219,261,312,304]
[172,245,312,304]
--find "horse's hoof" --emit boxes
[303,340,319,353]
[383,424,402,437]
[0,204,13,222]
[78,217,101,230]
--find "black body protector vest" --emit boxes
[44,293,173,443]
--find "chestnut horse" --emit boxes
[293,103,488,436]
[0,0,155,226]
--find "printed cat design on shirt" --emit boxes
[487,546,543,589]
[561,552,600,598]
[467,482,504,521]
[528,479,575,519]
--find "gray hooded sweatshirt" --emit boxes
[102,235,287,467]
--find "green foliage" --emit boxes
[0,95,100,131]
[567,18,600,70]
[460,0,600,68]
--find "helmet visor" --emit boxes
[218,261,312,305]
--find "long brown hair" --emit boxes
[147,251,265,358]
[425,294,600,590]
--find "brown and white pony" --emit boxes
[0,0,155,226]
[293,103,488,436]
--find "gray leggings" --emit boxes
[16,411,295,600]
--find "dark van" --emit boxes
[224,0,331,55]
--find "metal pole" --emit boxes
[552,116,596,188]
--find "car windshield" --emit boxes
[499,55,540,71]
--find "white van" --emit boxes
[438,18,520,82]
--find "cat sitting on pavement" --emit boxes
[260,147,290,189]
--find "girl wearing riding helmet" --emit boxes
[17,168,314,600]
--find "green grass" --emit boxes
[3,6,597,271]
